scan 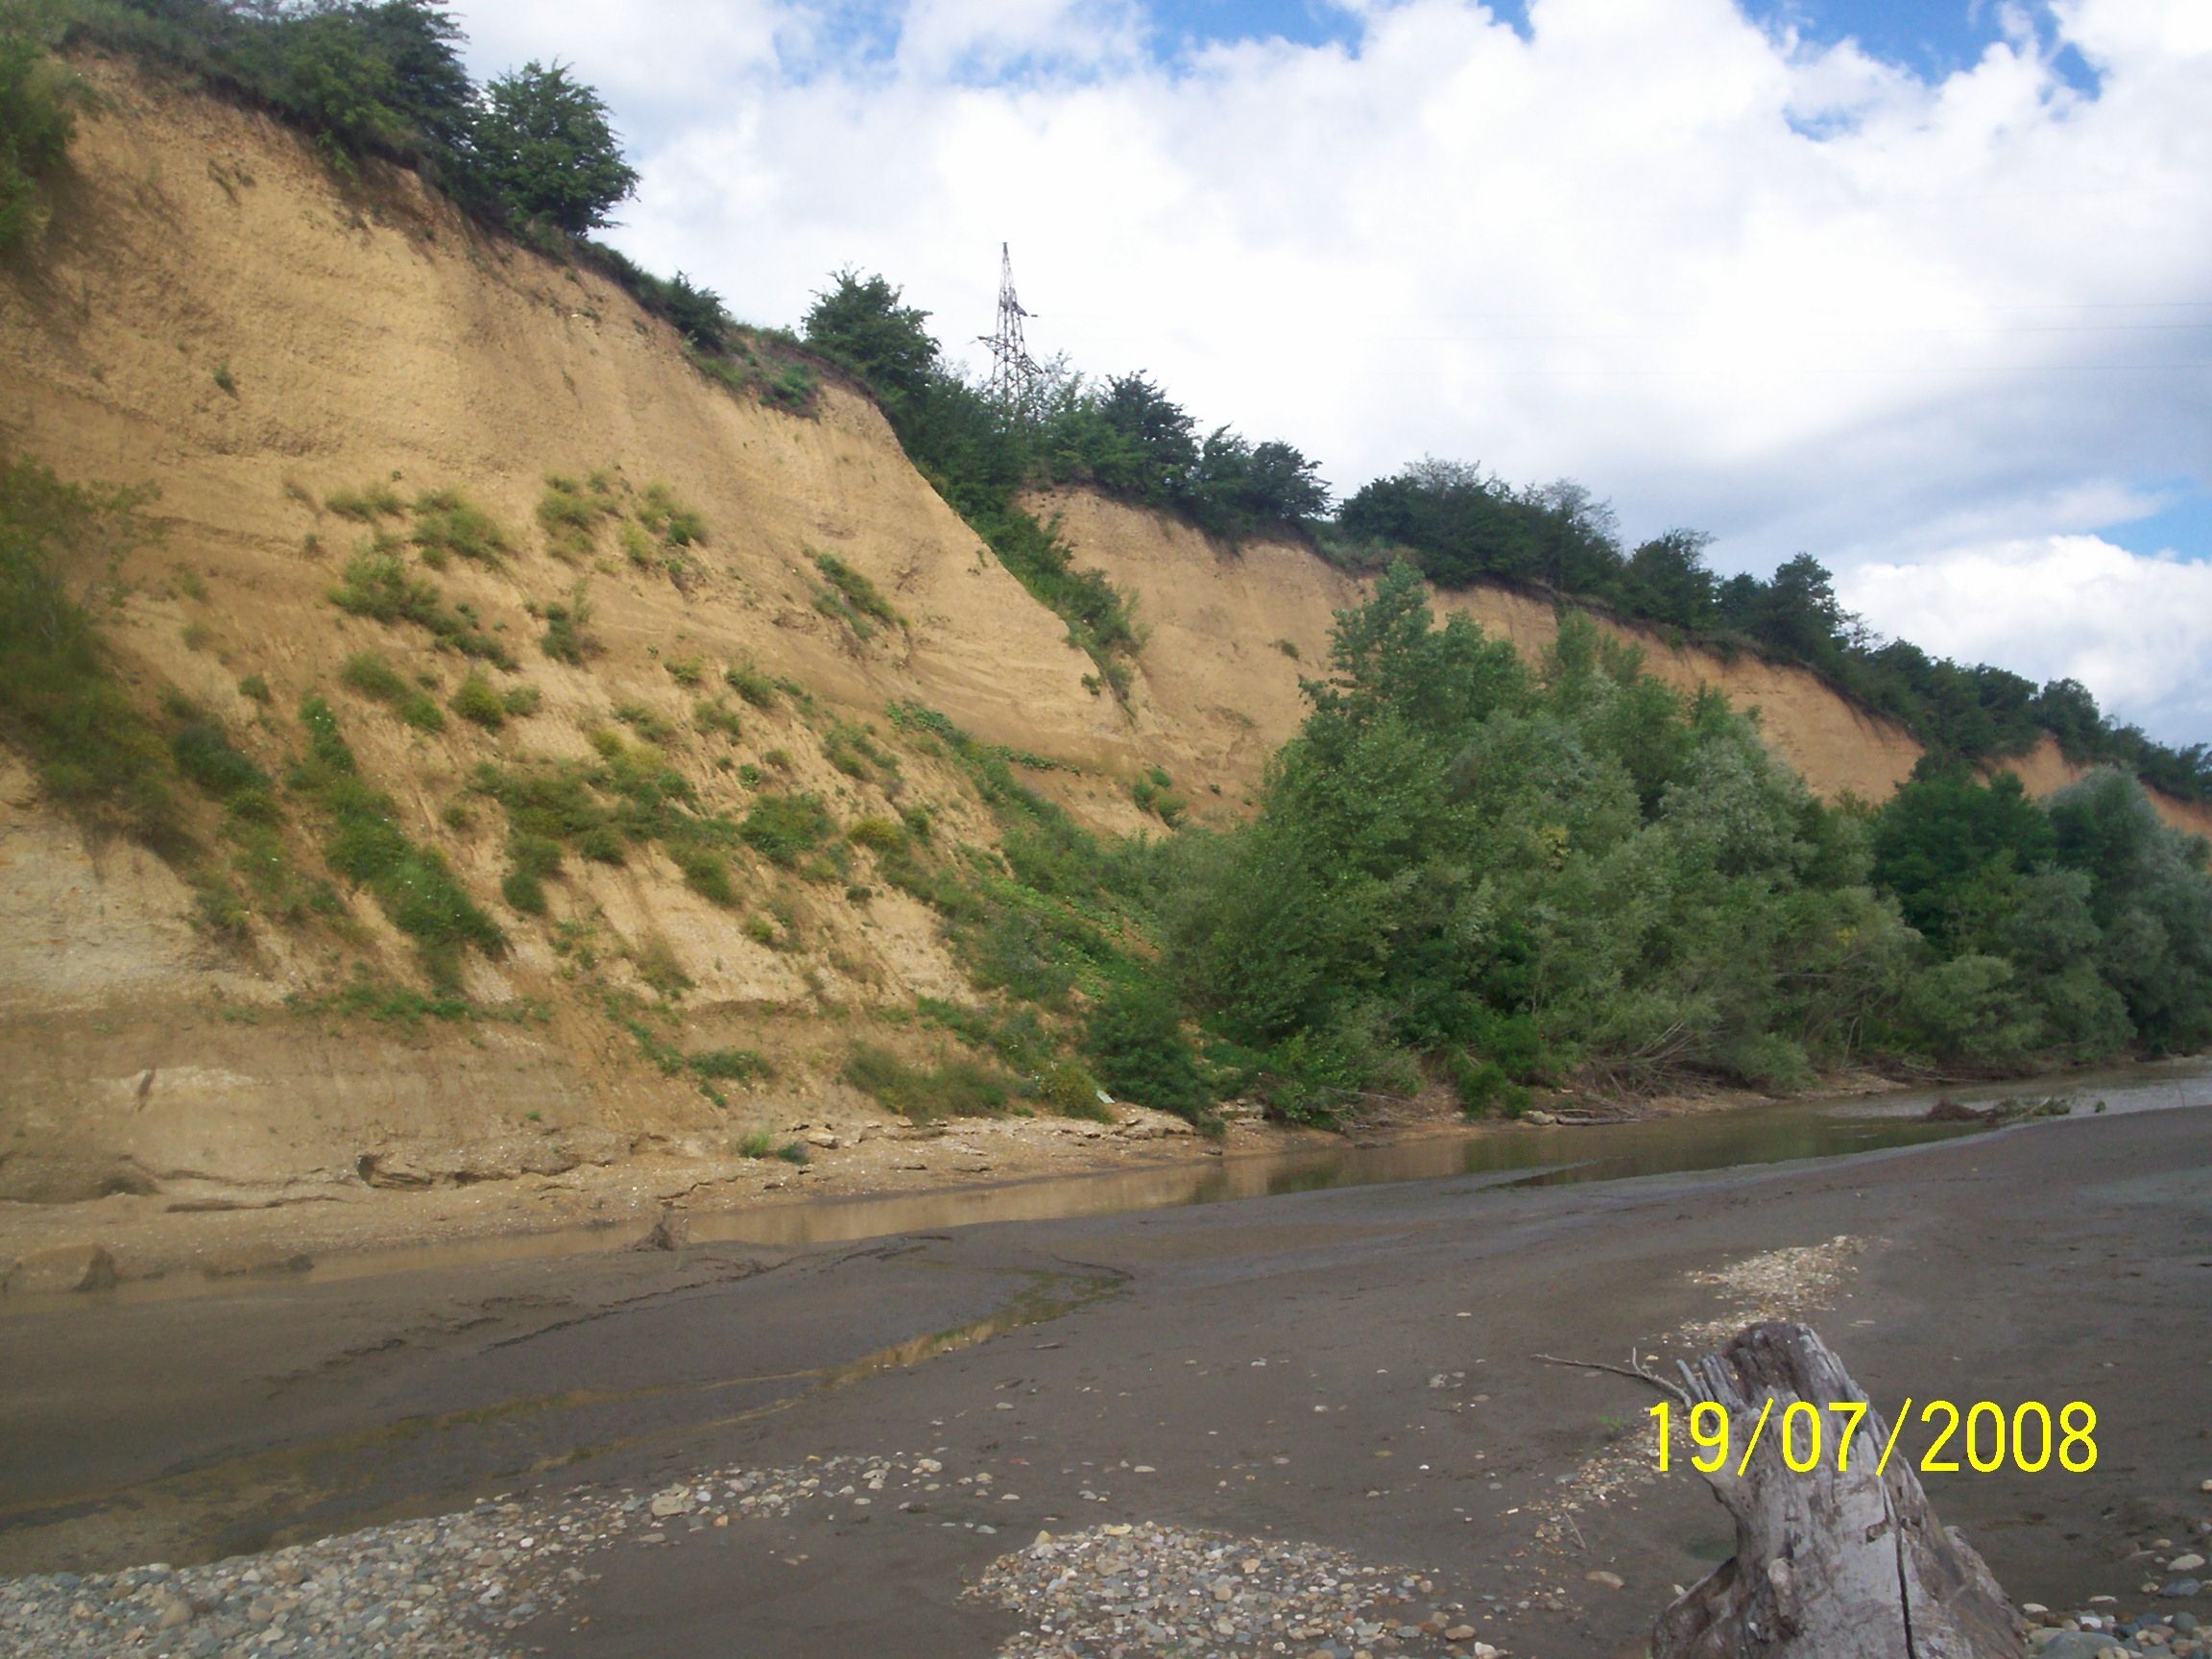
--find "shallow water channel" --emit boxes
[482,1056,2210,1242]
[166,1054,2212,1292]
[1,1059,2202,1575]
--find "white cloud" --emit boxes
[1842,535,2212,743]
[893,0,1149,77]
[457,1,783,147]
[457,0,2212,737]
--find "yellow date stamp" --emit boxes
[1648,1399,2099,1477]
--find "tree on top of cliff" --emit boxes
[803,272,942,408]
[471,60,637,233]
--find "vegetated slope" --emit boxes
[3,65,2199,1213]
[0,61,1160,1204]
[1031,489,2212,838]
[1031,490,1924,807]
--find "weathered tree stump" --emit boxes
[1652,1321,2026,1659]
[630,1205,688,1252]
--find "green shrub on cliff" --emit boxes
[842,1043,1012,1121]
[291,694,502,987]
[0,456,183,849]
[1161,565,1916,1102]
[0,7,85,252]
[1083,977,1210,1122]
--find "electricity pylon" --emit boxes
[977,242,1038,417]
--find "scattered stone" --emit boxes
[46,1431,2178,1659]
[971,1521,1495,1659]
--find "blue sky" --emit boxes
[780,0,2208,576]
[462,0,2212,738]
[1143,0,2102,87]
[2104,492,2212,565]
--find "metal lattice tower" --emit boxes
[977,242,1037,414]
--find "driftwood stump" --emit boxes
[1652,1321,2026,1659]
[630,1206,688,1252]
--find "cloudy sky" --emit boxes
[457,0,2212,743]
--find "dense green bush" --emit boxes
[0,4,85,252]
[803,270,941,406]
[471,60,636,233]
[1863,763,2212,1066]
[2047,769,2212,1053]
[1038,1057,1113,1121]
[449,669,505,729]
[1164,566,1918,1098]
[1144,567,2211,1098]
[1083,977,1210,1121]
[1871,769,2052,950]
[722,659,777,708]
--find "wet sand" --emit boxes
[3,1102,2207,1657]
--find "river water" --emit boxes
[1,1058,2201,1575]
[682,1055,2208,1241]
[102,1053,2209,1299]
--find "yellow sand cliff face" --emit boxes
[1027,490,1931,809]
[1,62,2199,1206]
[0,62,1125,1198]
[1031,490,2212,836]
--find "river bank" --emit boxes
[1,1080,2206,1655]
[4,1057,2199,1301]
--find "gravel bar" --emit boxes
[3,1451,2202,1658]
